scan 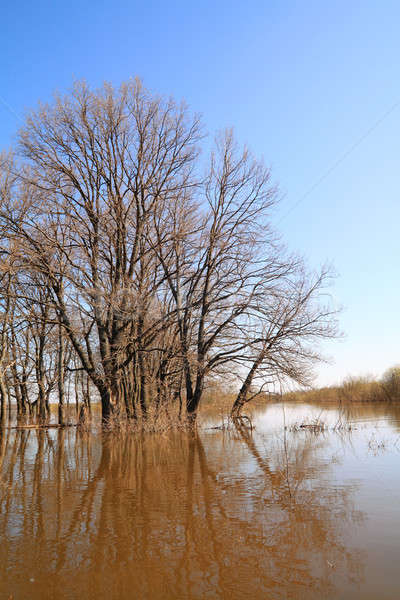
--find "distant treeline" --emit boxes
[285,367,400,404]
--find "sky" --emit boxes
[1,0,400,386]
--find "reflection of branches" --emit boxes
[232,421,365,589]
[0,427,365,599]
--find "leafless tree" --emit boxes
[0,81,339,425]
[231,265,339,417]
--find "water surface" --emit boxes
[1,401,400,599]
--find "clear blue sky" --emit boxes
[2,0,399,386]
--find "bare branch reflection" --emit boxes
[0,425,365,599]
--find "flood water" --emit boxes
[1,401,400,599]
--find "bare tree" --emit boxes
[0,81,339,426]
[3,81,201,421]
[231,266,339,417]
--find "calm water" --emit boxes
[1,401,400,599]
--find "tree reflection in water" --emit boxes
[0,424,364,599]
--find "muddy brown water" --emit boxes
[0,401,400,599]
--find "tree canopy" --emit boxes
[0,80,339,424]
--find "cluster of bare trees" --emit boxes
[0,80,338,425]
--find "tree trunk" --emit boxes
[0,378,7,426]
[231,354,264,417]
[57,324,65,425]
